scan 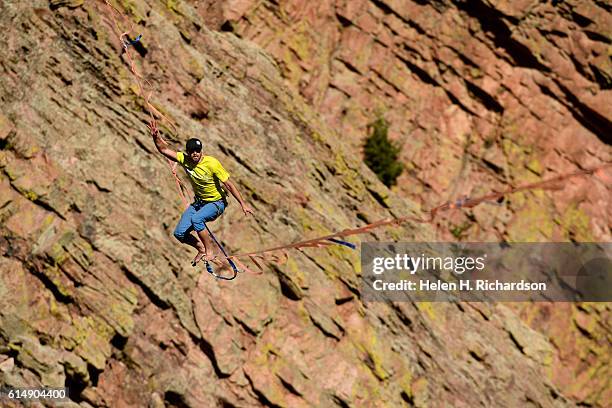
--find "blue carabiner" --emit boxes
[123,34,142,48]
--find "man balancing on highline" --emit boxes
[148,121,253,266]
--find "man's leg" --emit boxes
[198,229,214,260]
[173,206,206,263]
[192,201,225,261]
[182,233,206,252]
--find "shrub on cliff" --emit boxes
[363,118,403,187]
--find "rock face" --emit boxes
[221,0,611,242]
[0,1,609,408]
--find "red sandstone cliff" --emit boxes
[0,0,610,407]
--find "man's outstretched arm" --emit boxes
[148,121,178,162]
[222,179,254,216]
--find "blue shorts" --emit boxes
[173,199,226,243]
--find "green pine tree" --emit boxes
[363,118,404,187]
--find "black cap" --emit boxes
[186,138,202,152]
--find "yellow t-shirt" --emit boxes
[177,153,230,202]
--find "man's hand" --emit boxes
[242,204,254,216]
[148,120,178,162]
[147,120,159,136]
[223,180,254,216]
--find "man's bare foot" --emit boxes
[204,253,216,262]
[192,251,206,266]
